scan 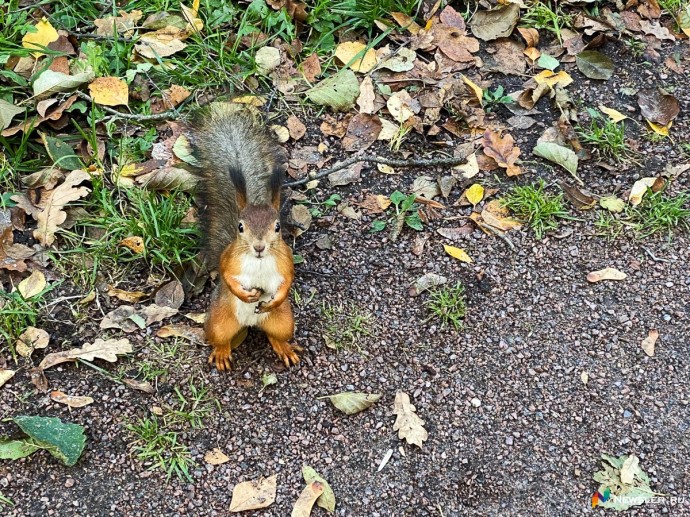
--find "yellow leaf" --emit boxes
[465,184,484,206]
[461,75,483,105]
[18,271,47,299]
[335,42,378,73]
[88,77,129,107]
[377,163,396,174]
[22,18,59,57]
[524,47,540,62]
[647,119,671,136]
[534,70,573,88]
[599,105,627,123]
[119,236,145,253]
[192,0,200,14]
[443,244,473,263]
[628,177,661,206]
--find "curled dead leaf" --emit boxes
[586,267,627,283]
[50,390,94,408]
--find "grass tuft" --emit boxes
[630,189,690,238]
[576,108,631,162]
[321,302,373,350]
[425,283,466,330]
[502,180,571,239]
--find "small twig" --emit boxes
[284,154,468,188]
[483,224,516,251]
[641,245,670,263]
[296,268,366,277]
[75,91,180,122]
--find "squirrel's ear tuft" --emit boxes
[228,166,247,210]
[268,163,283,211]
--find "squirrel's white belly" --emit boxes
[233,253,283,327]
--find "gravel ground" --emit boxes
[1,37,690,517]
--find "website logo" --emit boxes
[592,488,611,507]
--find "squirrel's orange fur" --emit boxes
[188,103,300,370]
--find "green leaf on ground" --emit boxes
[306,70,360,111]
[537,54,559,71]
[302,465,336,513]
[0,100,25,131]
[13,415,86,466]
[576,51,614,80]
[533,142,581,184]
[599,195,625,213]
[32,68,95,97]
[593,454,664,511]
[41,133,82,171]
[0,438,41,460]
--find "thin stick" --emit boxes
[283,154,468,188]
[75,91,181,122]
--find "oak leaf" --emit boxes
[39,338,132,370]
[482,130,521,176]
[393,392,428,447]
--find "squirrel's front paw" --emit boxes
[243,288,262,303]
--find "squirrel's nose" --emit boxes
[253,244,266,253]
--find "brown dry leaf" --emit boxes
[560,182,597,210]
[358,194,391,214]
[107,286,147,303]
[291,481,324,517]
[453,153,479,179]
[437,226,473,241]
[287,115,307,141]
[387,90,420,123]
[119,236,145,254]
[17,327,50,358]
[390,12,421,34]
[290,205,312,237]
[204,448,230,465]
[151,85,191,113]
[470,3,520,41]
[482,130,521,176]
[329,162,362,186]
[17,270,47,299]
[300,53,321,82]
[155,280,185,309]
[342,114,381,152]
[517,27,539,47]
[88,77,128,107]
[50,390,95,408]
[487,38,526,75]
[94,10,143,37]
[185,312,206,324]
[524,47,540,62]
[356,76,376,114]
[480,200,522,232]
[637,89,680,126]
[320,115,350,138]
[639,20,675,40]
[121,378,154,393]
[229,475,277,512]
[586,267,627,283]
[434,25,480,62]
[641,329,659,357]
[392,391,428,448]
[334,42,377,73]
[11,169,91,247]
[40,338,132,370]
[156,324,205,344]
[0,369,16,388]
[135,29,187,59]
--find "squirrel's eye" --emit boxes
[275,222,281,233]
[238,222,244,233]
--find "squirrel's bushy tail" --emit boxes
[188,103,286,270]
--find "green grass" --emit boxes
[0,284,54,361]
[321,302,374,350]
[425,283,466,330]
[630,189,690,238]
[168,381,219,429]
[521,1,573,42]
[0,491,13,507]
[622,37,647,58]
[576,109,631,162]
[127,416,194,481]
[502,180,572,239]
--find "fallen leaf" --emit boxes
[377,164,396,175]
[435,25,480,62]
[88,77,129,107]
[560,182,596,210]
[377,449,394,472]
[122,378,155,393]
[576,50,614,80]
[342,114,381,152]
[157,324,205,343]
[302,466,336,513]
[321,392,381,415]
[12,415,86,466]
[94,10,143,37]
[0,100,25,131]
[482,130,521,176]
[356,76,376,114]
[593,454,661,510]
[453,153,479,179]
[22,18,59,57]
[107,286,147,303]
[647,120,671,136]
[437,226,473,241]
[307,70,360,112]
[581,371,589,384]
[629,177,663,205]
[290,204,312,237]
[586,267,627,283]
[50,391,95,408]
[17,327,50,358]
[533,142,581,184]
[533,70,574,88]
[11,169,91,247]
[599,105,628,123]
[300,53,321,82]
[377,118,398,141]
[411,176,440,199]
[517,27,539,47]
[32,68,95,98]
[291,481,324,517]
[155,280,184,309]
[18,271,47,299]
[392,391,428,448]
[641,329,659,357]
[229,475,277,512]
[471,4,520,41]
[0,370,16,388]
[480,200,522,231]
[599,195,625,213]
[335,42,377,73]
[376,46,416,72]
[443,244,472,263]
[465,184,484,206]
[255,46,281,74]
[204,448,230,465]
[637,89,680,126]
[119,236,145,254]
[409,273,447,297]
[387,90,420,123]
[328,162,362,186]
[40,338,133,370]
[135,29,187,59]
[461,75,484,105]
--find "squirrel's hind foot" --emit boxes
[208,346,233,371]
[270,339,303,367]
